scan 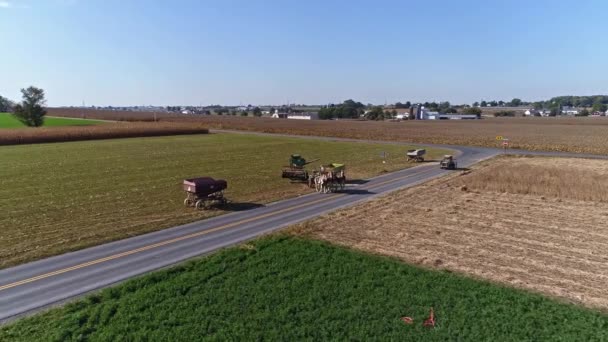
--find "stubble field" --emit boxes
[292,156,608,310]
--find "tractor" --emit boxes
[439,155,457,170]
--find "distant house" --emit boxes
[561,106,579,115]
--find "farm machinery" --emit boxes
[406,149,426,162]
[310,163,346,193]
[440,155,458,170]
[183,177,228,210]
[281,154,319,181]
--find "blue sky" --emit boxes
[1,0,607,106]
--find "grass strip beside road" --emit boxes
[1,237,606,341]
[0,113,103,129]
[0,133,447,268]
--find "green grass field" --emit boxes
[0,113,103,128]
[1,237,606,341]
[0,133,447,268]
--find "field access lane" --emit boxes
[0,143,498,322]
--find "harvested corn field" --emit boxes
[49,109,608,155]
[292,156,608,310]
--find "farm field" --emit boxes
[0,133,447,268]
[48,108,608,155]
[0,113,103,128]
[2,237,606,341]
[292,156,608,310]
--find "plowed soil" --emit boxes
[292,157,608,310]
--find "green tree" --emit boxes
[0,95,13,112]
[493,110,515,117]
[438,101,451,112]
[577,109,590,117]
[462,107,482,115]
[12,86,47,127]
[533,102,544,110]
[480,100,487,107]
[365,106,384,120]
[253,107,262,117]
[592,102,607,113]
[510,98,522,107]
[472,101,479,107]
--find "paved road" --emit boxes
[1,132,606,323]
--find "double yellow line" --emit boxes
[0,166,434,292]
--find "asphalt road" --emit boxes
[1,133,607,323]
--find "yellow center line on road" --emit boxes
[0,165,438,292]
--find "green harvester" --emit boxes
[281,154,319,181]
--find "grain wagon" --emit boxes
[183,177,228,210]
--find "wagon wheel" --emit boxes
[184,198,193,207]
[195,200,206,210]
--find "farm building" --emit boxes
[272,112,319,120]
[418,108,479,120]
[288,112,318,120]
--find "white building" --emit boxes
[287,112,319,120]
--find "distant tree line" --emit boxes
[545,95,608,108]
[318,99,365,120]
[472,98,524,107]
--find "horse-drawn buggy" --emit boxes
[310,163,346,193]
[183,177,228,210]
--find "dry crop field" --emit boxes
[49,108,608,155]
[0,122,209,145]
[292,156,608,310]
[46,107,180,121]
[194,116,608,155]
